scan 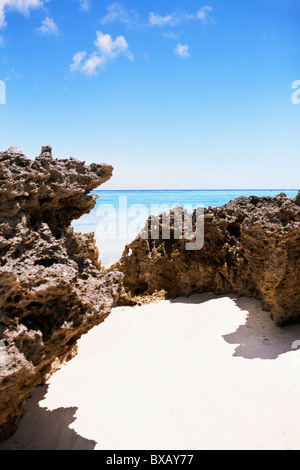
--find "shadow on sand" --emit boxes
[170,293,300,360]
[0,384,97,450]
[2,292,300,450]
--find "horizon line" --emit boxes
[94,188,299,192]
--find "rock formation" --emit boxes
[0,146,123,442]
[112,192,300,326]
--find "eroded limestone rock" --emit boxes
[0,146,123,441]
[112,192,300,326]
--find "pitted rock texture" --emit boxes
[112,192,300,326]
[0,146,123,442]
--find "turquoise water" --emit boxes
[72,189,298,265]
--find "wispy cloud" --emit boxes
[174,43,190,58]
[0,0,45,29]
[261,29,277,40]
[101,2,138,26]
[99,4,213,30]
[149,6,213,27]
[149,12,174,27]
[162,31,181,40]
[36,16,59,35]
[4,66,23,81]
[196,6,213,23]
[71,31,133,75]
[71,51,87,71]
[149,10,193,27]
[79,0,90,12]
[0,34,4,46]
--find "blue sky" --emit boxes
[0,0,299,189]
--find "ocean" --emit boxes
[72,189,298,266]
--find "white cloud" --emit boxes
[101,2,138,26]
[100,4,213,30]
[70,51,86,71]
[95,31,130,57]
[149,12,173,26]
[80,53,106,75]
[36,16,58,35]
[0,0,45,29]
[196,6,213,22]
[149,6,213,27]
[79,0,89,12]
[149,10,192,27]
[174,43,190,58]
[71,31,133,76]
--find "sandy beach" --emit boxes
[1,293,300,451]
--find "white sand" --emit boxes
[2,293,300,450]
